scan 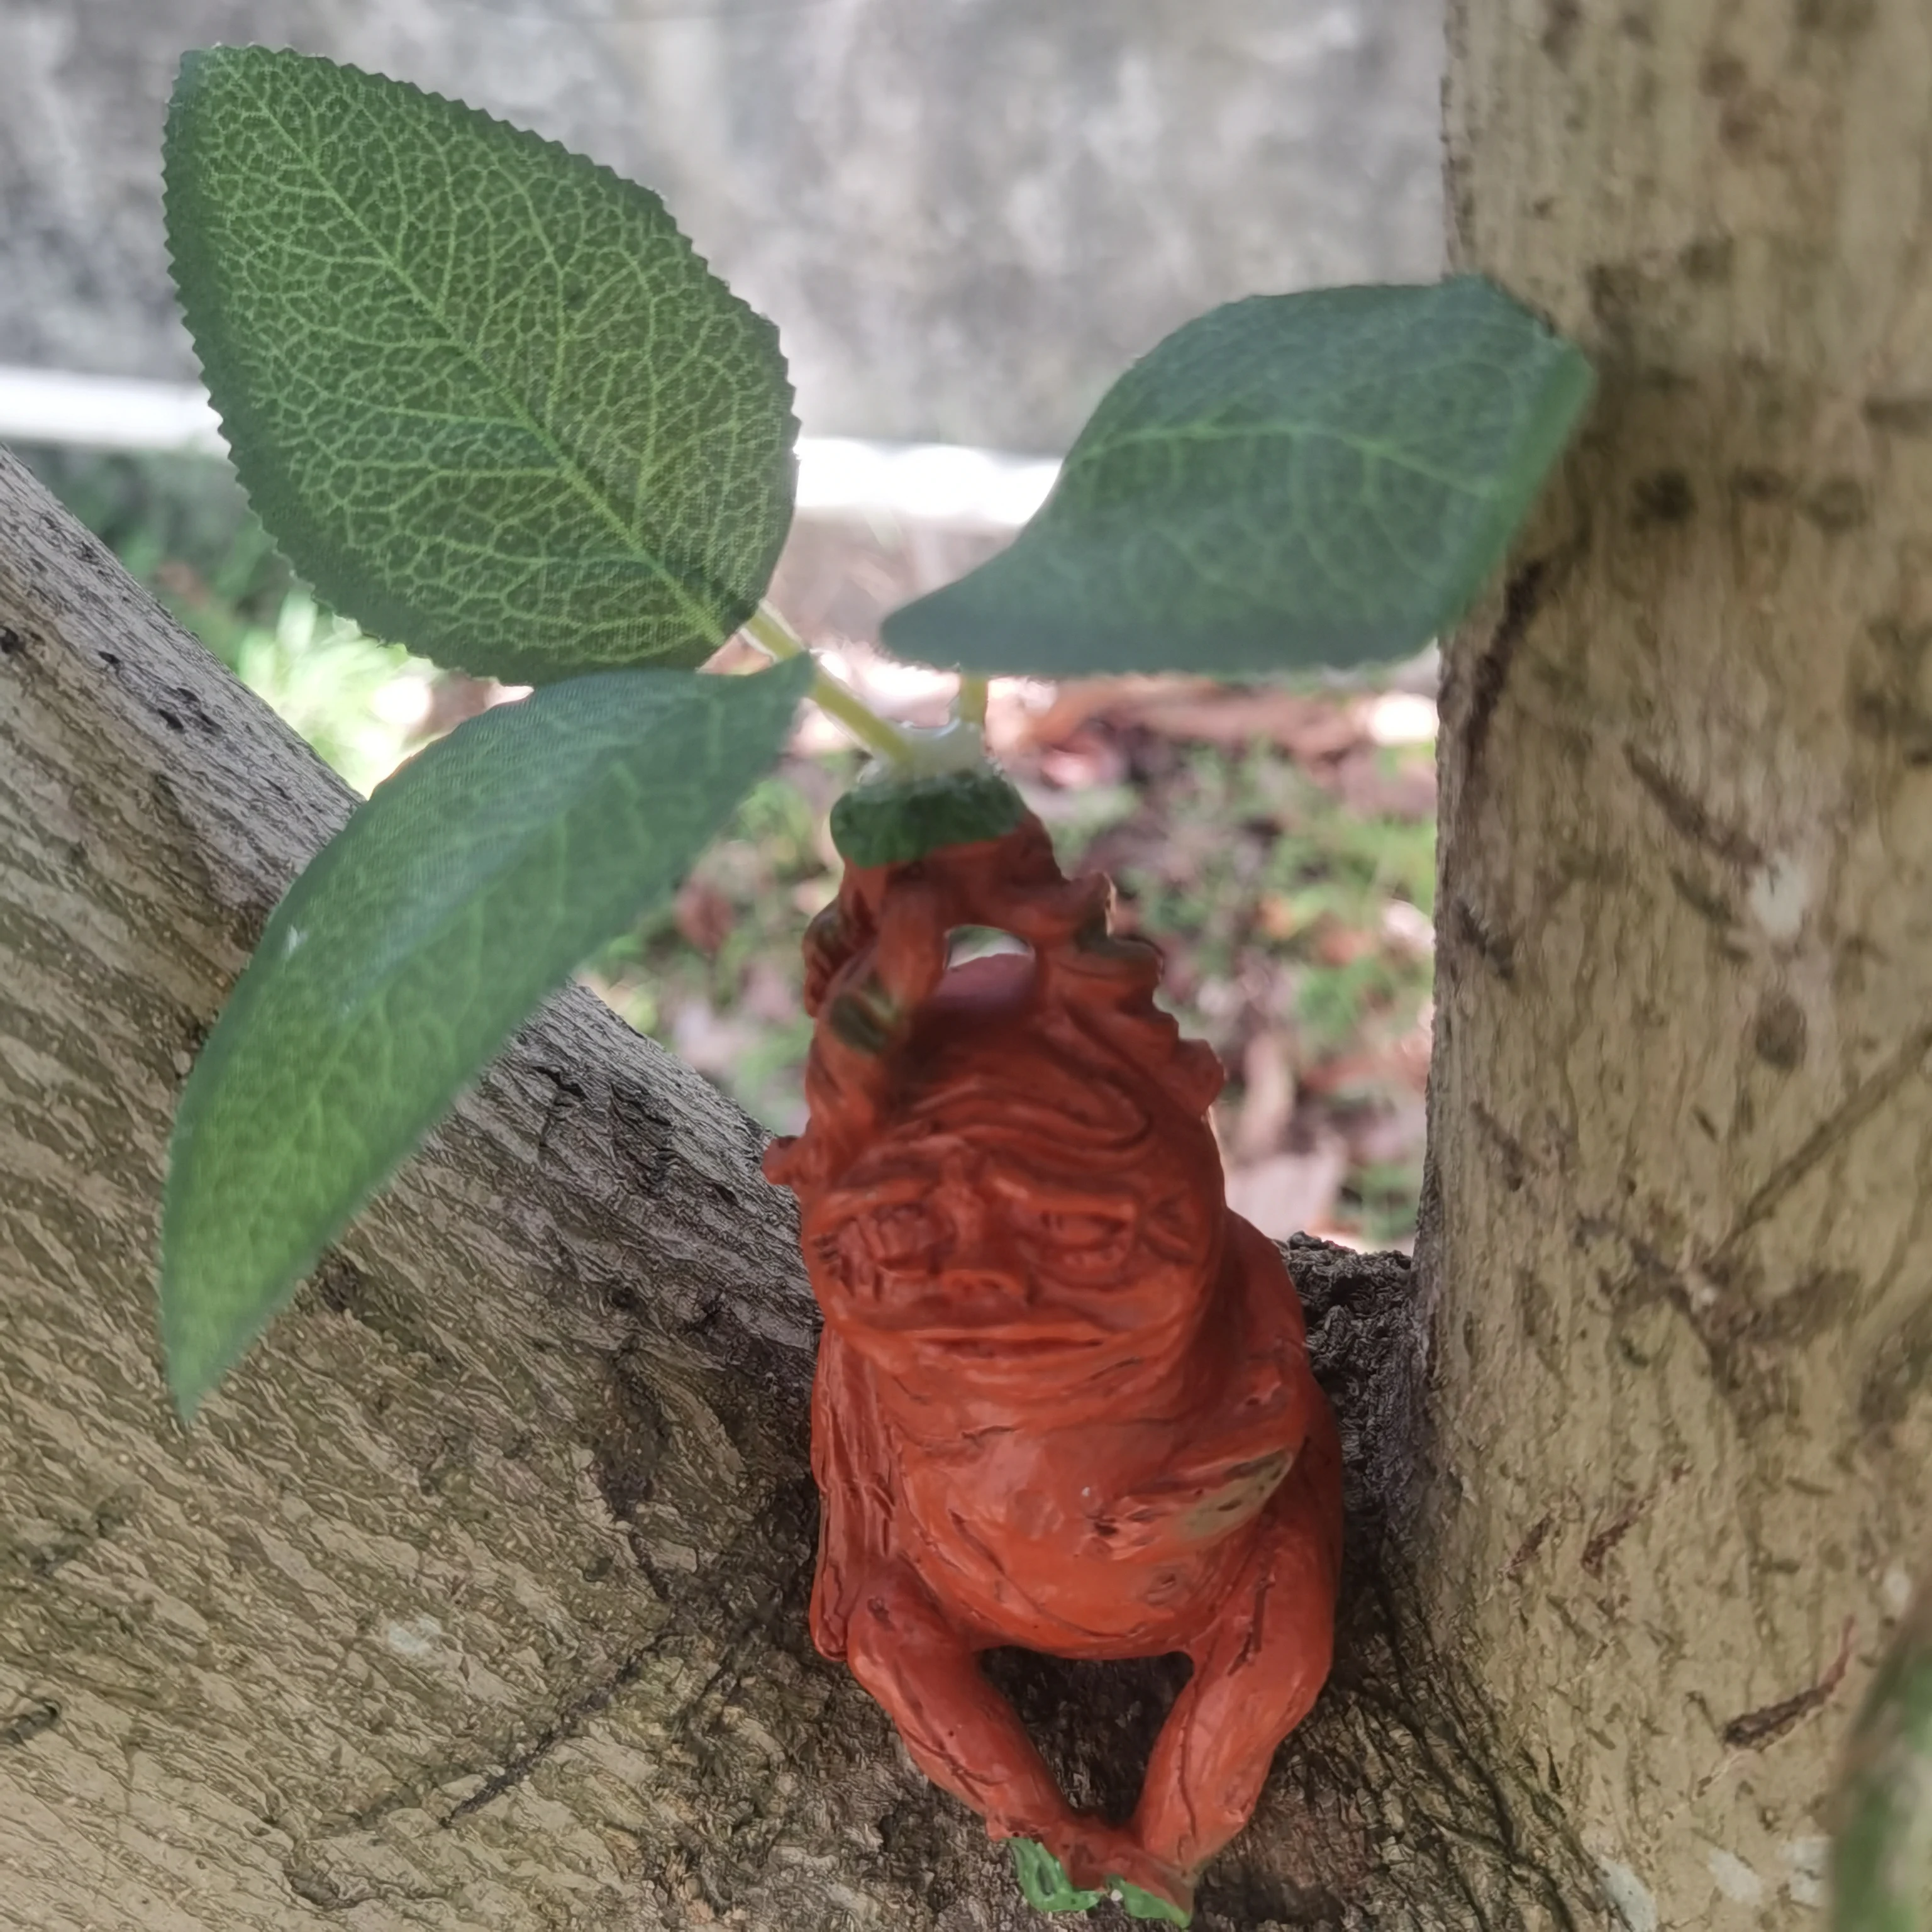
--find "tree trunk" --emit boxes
[1430,0,1932,1924]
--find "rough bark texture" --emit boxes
[1,448,1606,1931]
[1430,1,1932,1925]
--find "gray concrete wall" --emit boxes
[0,0,1443,450]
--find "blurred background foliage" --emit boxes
[18,441,1438,1250]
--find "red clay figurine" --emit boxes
[763,811,1341,1921]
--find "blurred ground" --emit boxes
[21,443,1438,1248]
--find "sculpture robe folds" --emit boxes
[765,814,1341,1916]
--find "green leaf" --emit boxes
[164,47,796,682]
[160,658,813,1416]
[1835,1579,1932,1932]
[881,276,1592,677]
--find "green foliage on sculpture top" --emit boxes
[163,46,797,684]
[160,658,812,1416]
[882,277,1593,677]
[830,766,1028,867]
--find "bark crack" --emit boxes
[0,1697,60,1749]
[1719,1619,1855,1752]
[1621,743,1765,870]
[443,1649,653,1822]
[1719,1023,1932,1257]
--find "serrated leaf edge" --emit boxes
[158,657,812,1418]
[163,45,798,682]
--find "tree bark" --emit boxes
[1430,1,1932,1925]
[0,448,1607,1930]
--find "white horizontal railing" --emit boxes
[0,364,1060,531]
[0,365,227,456]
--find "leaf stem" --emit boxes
[956,673,990,728]
[743,602,916,767]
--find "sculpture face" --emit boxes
[800,949,1226,1404]
[764,817,1341,1924]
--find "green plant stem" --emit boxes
[743,602,915,767]
[957,673,989,727]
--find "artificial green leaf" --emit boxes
[881,277,1592,677]
[829,765,1026,867]
[160,657,813,1415]
[164,47,796,682]
[1834,1576,1932,1932]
